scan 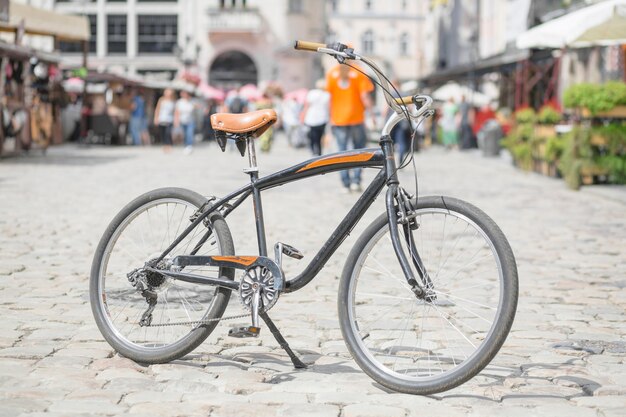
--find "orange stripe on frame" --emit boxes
[212,256,258,266]
[296,151,376,173]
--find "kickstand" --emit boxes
[260,312,307,369]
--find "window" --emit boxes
[399,32,409,56]
[361,30,374,54]
[137,15,178,54]
[219,0,246,7]
[329,0,339,12]
[402,0,408,10]
[107,15,127,54]
[136,69,177,80]
[288,0,303,13]
[364,0,372,10]
[59,14,96,53]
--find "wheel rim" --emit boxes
[97,198,224,351]
[347,208,505,383]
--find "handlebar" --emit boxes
[294,40,327,52]
[394,96,413,106]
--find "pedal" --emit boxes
[228,326,261,338]
[275,242,304,260]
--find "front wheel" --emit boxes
[338,196,518,395]
[90,187,235,364]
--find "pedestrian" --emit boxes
[281,98,301,147]
[153,88,175,153]
[388,79,412,164]
[225,87,248,114]
[326,63,374,192]
[203,98,219,143]
[440,97,458,149]
[129,89,148,146]
[458,95,475,149]
[255,91,275,152]
[301,79,330,156]
[174,89,196,155]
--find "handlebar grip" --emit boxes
[294,40,326,52]
[394,96,413,106]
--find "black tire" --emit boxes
[338,196,518,395]
[90,187,235,364]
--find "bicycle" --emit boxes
[90,41,518,395]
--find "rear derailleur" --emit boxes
[127,259,170,327]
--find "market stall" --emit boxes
[0,1,89,156]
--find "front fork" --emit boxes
[381,137,435,301]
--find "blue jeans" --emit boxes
[182,123,195,147]
[129,116,145,146]
[392,122,410,164]
[332,124,367,187]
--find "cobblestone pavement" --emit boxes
[1,138,625,417]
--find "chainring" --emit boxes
[239,266,279,312]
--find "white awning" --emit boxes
[0,1,90,41]
[516,0,626,49]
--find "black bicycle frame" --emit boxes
[156,138,418,294]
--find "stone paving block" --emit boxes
[123,390,183,405]
[65,388,125,402]
[47,399,127,415]
[0,345,56,359]
[37,354,93,369]
[128,401,211,417]
[53,346,113,359]
[211,403,281,417]
[278,404,341,417]
[343,403,407,417]
[573,395,626,408]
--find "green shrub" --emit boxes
[597,155,626,183]
[563,81,626,115]
[558,127,593,190]
[514,108,536,124]
[537,106,561,124]
[544,135,566,162]
[592,124,626,154]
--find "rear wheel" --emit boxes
[90,187,235,364]
[339,196,518,394]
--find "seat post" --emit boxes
[244,136,268,256]
[246,137,258,172]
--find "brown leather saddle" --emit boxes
[210,109,277,156]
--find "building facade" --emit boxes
[17,0,325,91]
[325,0,425,82]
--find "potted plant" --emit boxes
[564,81,626,117]
[502,111,536,171]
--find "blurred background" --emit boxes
[0,0,625,188]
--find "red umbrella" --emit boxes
[198,82,225,100]
[239,84,263,101]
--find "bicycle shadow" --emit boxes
[175,349,362,384]
[173,348,604,401]
[424,359,601,402]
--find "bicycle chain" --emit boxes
[145,312,250,328]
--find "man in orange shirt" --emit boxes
[326,64,374,192]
